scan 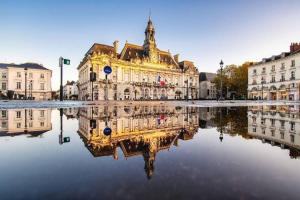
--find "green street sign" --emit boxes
[63,59,70,65]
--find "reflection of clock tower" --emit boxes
[143,16,158,62]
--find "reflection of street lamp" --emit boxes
[219,60,224,101]
[24,67,28,100]
[219,107,223,142]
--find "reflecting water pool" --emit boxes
[0,105,300,200]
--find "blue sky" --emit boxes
[1,0,300,90]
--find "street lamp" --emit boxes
[219,60,224,100]
[24,67,28,100]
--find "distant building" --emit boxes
[199,72,217,99]
[77,17,199,101]
[63,81,78,100]
[0,63,52,100]
[248,43,300,100]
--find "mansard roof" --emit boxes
[179,60,199,73]
[199,72,217,82]
[119,43,179,66]
[0,63,50,70]
[86,43,115,56]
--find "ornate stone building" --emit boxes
[77,104,200,178]
[77,18,199,100]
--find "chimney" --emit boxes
[174,54,179,63]
[113,40,119,55]
[290,42,300,53]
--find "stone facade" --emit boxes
[199,72,217,99]
[0,63,52,100]
[248,43,300,100]
[77,104,199,178]
[78,18,199,101]
[0,109,52,136]
[63,81,78,100]
[248,105,300,158]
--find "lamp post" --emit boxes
[24,67,28,100]
[219,60,224,101]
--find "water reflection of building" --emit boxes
[63,108,79,119]
[77,105,199,179]
[248,105,300,158]
[198,107,217,129]
[0,109,52,137]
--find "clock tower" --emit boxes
[143,16,158,62]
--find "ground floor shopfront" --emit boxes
[248,84,300,101]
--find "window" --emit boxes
[280,132,284,139]
[17,122,21,128]
[40,73,44,78]
[29,122,33,127]
[1,110,7,118]
[271,130,275,137]
[291,122,295,131]
[271,75,275,83]
[40,110,45,117]
[1,82,6,90]
[253,127,256,132]
[291,71,295,80]
[1,121,7,128]
[271,65,275,71]
[291,60,295,67]
[271,119,275,126]
[40,122,44,127]
[253,69,257,74]
[2,73,7,78]
[281,74,285,82]
[16,111,21,118]
[291,135,295,143]
[281,63,285,69]
[262,67,266,74]
[40,83,45,90]
[16,82,21,89]
[17,72,21,78]
[280,120,285,128]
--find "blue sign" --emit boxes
[103,127,112,136]
[103,66,112,74]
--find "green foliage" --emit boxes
[213,62,253,99]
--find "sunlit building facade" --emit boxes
[248,43,300,100]
[77,18,199,101]
[0,109,52,137]
[77,104,199,178]
[248,105,300,158]
[0,63,52,100]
